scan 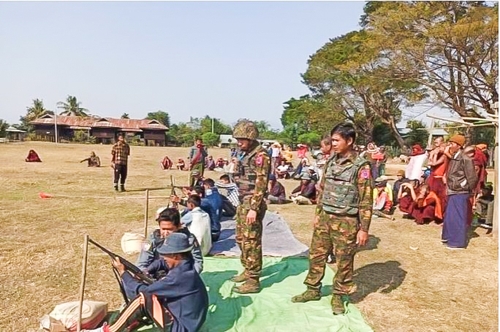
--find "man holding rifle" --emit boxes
[84,232,208,332]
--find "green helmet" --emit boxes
[233,120,259,140]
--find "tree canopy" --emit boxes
[57,95,89,117]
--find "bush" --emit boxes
[201,132,220,147]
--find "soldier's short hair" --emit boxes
[157,208,181,226]
[330,122,356,144]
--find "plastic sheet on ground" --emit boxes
[139,257,373,332]
[209,212,309,258]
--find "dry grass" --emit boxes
[0,142,497,332]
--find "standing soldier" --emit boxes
[111,134,130,192]
[189,138,208,187]
[230,119,271,294]
[291,122,373,315]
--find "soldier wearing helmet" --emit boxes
[229,119,271,294]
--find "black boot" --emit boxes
[120,184,126,192]
[114,184,119,192]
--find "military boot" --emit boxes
[233,279,260,294]
[291,288,321,303]
[331,294,346,315]
[120,184,126,192]
[230,272,248,283]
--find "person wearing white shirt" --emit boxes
[182,195,212,256]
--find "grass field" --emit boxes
[0,141,497,332]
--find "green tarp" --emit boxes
[140,257,373,332]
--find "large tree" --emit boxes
[19,99,54,131]
[146,110,170,127]
[303,30,424,147]
[57,95,89,116]
[364,1,498,118]
[0,119,8,137]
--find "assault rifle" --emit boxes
[88,238,154,285]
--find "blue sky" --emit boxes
[0,1,367,129]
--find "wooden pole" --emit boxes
[144,189,149,238]
[77,234,89,332]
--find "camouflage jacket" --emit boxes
[316,151,373,232]
[234,142,271,210]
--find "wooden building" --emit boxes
[31,115,169,146]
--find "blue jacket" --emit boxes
[201,187,222,234]
[122,259,208,332]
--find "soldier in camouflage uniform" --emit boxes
[230,120,271,294]
[292,122,373,315]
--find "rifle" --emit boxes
[168,175,179,209]
[88,238,154,285]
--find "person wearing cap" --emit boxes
[372,177,393,216]
[230,119,271,294]
[189,138,208,187]
[292,122,373,315]
[442,134,478,249]
[85,232,209,332]
[392,169,408,206]
[266,174,287,204]
[136,208,203,275]
[289,169,317,205]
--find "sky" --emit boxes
[0,1,367,130]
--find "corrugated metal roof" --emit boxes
[31,115,168,130]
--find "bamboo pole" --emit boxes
[77,234,89,332]
[144,189,149,238]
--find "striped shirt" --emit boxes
[215,182,240,208]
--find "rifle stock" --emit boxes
[88,238,154,285]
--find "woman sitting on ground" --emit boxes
[398,182,443,224]
[160,156,173,170]
[81,151,101,167]
[25,149,42,162]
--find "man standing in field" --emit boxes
[189,138,208,187]
[230,119,271,294]
[111,134,130,192]
[292,122,373,315]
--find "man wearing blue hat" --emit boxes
[85,232,209,332]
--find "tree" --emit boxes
[146,111,170,127]
[19,99,54,132]
[199,116,232,135]
[405,120,429,147]
[364,2,498,118]
[57,95,89,116]
[201,132,220,147]
[121,113,130,119]
[297,132,322,148]
[303,30,424,147]
[0,119,9,137]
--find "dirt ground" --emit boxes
[0,142,497,332]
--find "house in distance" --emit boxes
[31,114,169,146]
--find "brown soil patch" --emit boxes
[0,142,497,331]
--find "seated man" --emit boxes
[290,173,317,205]
[398,182,442,224]
[392,170,408,206]
[80,151,101,167]
[215,174,239,217]
[25,149,42,162]
[266,174,286,204]
[176,158,185,171]
[475,184,494,229]
[160,156,173,170]
[372,177,393,216]
[181,195,212,255]
[85,232,209,332]
[205,156,216,171]
[136,208,203,275]
[275,160,290,179]
[307,166,319,183]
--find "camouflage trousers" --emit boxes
[304,211,358,295]
[235,202,267,280]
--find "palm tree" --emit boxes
[121,113,130,119]
[19,99,54,131]
[57,95,89,117]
